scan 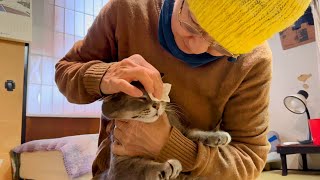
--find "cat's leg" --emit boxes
[109,155,182,180]
[145,159,182,180]
[186,130,231,147]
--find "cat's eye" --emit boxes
[138,96,148,102]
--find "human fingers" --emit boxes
[128,55,163,99]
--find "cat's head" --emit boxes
[101,81,166,123]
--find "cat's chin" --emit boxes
[133,106,165,123]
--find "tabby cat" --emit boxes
[93,82,231,180]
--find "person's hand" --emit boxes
[112,113,171,158]
[100,54,163,99]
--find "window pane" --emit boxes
[63,97,74,114]
[28,55,42,84]
[44,3,54,29]
[41,56,54,86]
[43,30,54,57]
[75,0,85,12]
[75,12,85,37]
[52,86,64,114]
[65,0,75,10]
[84,15,94,35]
[65,9,75,35]
[75,36,83,42]
[94,0,102,16]
[27,0,102,117]
[27,84,41,115]
[64,34,75,54]
[103,0,109,5]
[41,85,53,114]
[54,32,65,58]
[74,104,86,114]
[85,0,94,15]
[54,6,64,33]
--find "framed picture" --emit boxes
[0,0,32,42]
[280,6,315,50]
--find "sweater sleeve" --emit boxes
[157,57,272,179]
[55,0,118,104]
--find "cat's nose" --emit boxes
[152,103,160,110]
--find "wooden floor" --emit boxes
[259,170,320,180]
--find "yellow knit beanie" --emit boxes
[187,0,311,55]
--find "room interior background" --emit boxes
[24,0,320,170]
[1,0,320,178]
[268,0,320,169]
[0,0,32,179]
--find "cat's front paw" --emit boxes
[165,159,182,179]
[188,130,231,147]
[147,159,182,180]
[204,131,231,147]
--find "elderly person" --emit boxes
[55,0,310,179]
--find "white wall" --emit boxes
[268,34,320,169]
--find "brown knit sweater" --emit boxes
[55,0,272,179]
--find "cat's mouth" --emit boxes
[130,103,165,123]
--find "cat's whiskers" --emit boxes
[166,103,183,111]
[165,103,184,118]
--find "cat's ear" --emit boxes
[160,72,165,79]
[99,94,114,102]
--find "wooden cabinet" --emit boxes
[0,39,26,180]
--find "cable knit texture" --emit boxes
[187,0,311,55]
[55,0,273,179]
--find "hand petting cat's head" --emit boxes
[101,81,166,123]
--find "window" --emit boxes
[27,0,108,117]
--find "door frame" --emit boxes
[21,43,29,144]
